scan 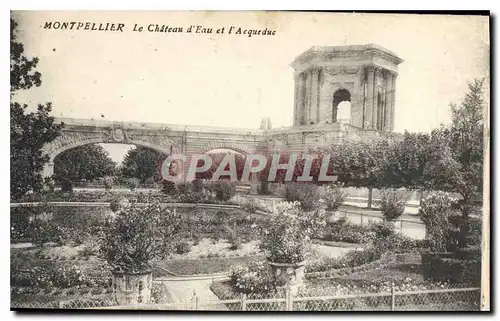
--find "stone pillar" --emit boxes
[389,73,398,132]
[310,68,320,123]
[372,68,381,130]
[297,73,305,125]
[385,72,394,132]
[293,73,300,126]
[306,70,313,123]
[365,66,375,129]
[43,161,55,178]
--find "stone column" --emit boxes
[293,74,300,126]
[365,66,375,129]
[389,73,398,132]
[306,70,313,123]
[310,68,320,123]
[372,68,381,130]
[385,72,394,132]
[297,73,305,125]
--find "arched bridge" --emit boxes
[42,117,398,179]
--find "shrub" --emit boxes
[419,192,459,252]
[192,179,204,193]
[101,202,185,273]
[144,176,156,187]
[306,246,383,273]
[212,181,236,202]
[175,241,191,255]
[61,179,73,193]
[226,225,242,250]
[367,220,396,239]
[229,260,285,294]
[161,180,178,195]
[103,177,114,191]
[43,177,55,192]
[258,179,270,195]
[125,177,140,191]
[260,201,328,264]
[377,189,408,221]
[284,183,321,211]
[240,198,261,213]
[323,219,375,244]
[109,198,121,213]
[322,185,347,211]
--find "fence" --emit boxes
[11,287,480,311]
[338,208,426,239]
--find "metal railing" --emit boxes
[11,287,480,311]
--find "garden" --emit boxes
[10,179,482,310]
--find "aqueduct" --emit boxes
[42,44,404,180]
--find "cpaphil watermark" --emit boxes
[158,153,338,183]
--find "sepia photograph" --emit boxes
[9,10,490,311]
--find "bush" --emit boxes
[103,177,114,191]
[192,179,204,193]
[284,183,321,211]
[212,181,236,202]
[161,180,178,195]
[43,177,55,192]
[377,189,408,221]
[125,177,140,191]
[229,260,286,294]
[226,225,242,250]
[109,198,121,212]
[260,202,328,264]
[323,219,375,244]
[419,192,459,252]
[175,241,191,254]
[367,220,396,239]
[258,179,270,195]
[61,179,73,193]
[101,202,184,273]
[322,185,347,211]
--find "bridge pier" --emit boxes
[43,161,54,179]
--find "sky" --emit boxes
[11,11,490,162]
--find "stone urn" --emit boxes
[112,270,153,305]
[267,260,306,295]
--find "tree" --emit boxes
[10,18,63,199]
[53,145,116,182]
[121,147,163,183]
[331,139,392,208]
[426,79,485,248]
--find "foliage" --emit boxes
[60,179,73,193]
[284,183,321,211]
[100,202,185,273]
[53,145,116,183]
[11,263,88,289]
[211,180,236,202]
[305,246,383,273]
[10,19,63,200]
[322,185,347,211]
[121,147,163,183]
[125,177,140,191]
[425,79,485,248]
[377,189,408,221]
[259,202,328,264]
[322,218,375,244]
[175,241,191,255]
[225,225,243,250]
[419,192,460,252]
[103,176,114,190]
[229,260,286,294]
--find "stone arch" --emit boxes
[332,88,351,122]
[198,141,253,155]
[42,137,175,179]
